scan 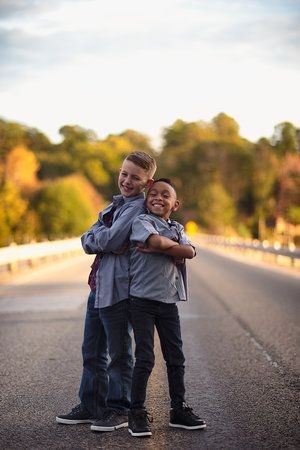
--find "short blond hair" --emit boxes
[125,151,157,178]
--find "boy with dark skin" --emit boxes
[128,179,206,437]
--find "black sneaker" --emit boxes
[128,409,152,437]
[56,404,95,424]
[169,403,206,430]
[91,408,128,432]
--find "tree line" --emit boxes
[0,113,299,248]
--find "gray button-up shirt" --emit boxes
[81,193,146,308]
[129,213,193,303]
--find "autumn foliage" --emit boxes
[0,115,299,247]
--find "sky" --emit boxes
[0,0,299,149]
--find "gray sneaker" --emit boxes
[91,409,128,432]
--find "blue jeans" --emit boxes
[129,298,185,409]
[79,292,133,416]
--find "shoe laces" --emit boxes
[181,403,198,418]
[102,409,117,421]
[72,404,83,414]
[134,409,153,423]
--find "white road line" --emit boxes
[245,331,284,374]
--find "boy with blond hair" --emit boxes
[56,152,156,432]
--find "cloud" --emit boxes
[0,0,42,18]
[0,0,299,146]
[0,0,85,19]
[0,0,299,89]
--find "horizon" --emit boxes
[1,111,297,150]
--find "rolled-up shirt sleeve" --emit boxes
[177,225,196,256]
[131,215,159,244]
[178,225,189,245]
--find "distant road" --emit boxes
[0,248,299,449]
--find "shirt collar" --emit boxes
[113,192,145,205]
[147,211,173,226]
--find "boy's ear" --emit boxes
[172,200,180,212]
[145,178,154,188]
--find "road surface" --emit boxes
[0,248,299,449]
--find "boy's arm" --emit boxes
[131,216,195,259]
[81,220,104,254]
[139,235,195,259]
[82,204,143,254]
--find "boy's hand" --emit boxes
[136,242,158,253]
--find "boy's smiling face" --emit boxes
[146,180,179,220]
[118,160,153,198]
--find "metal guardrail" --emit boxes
[194,234,300,268]
[0,238,83,274]
[1,234,299,275]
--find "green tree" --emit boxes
[88,134,135,199]
[0,119,26,159]
[251,138,278,238]
[272,122,299,156]
[33,175,102,240]
[197,182,236,234]
[158,114,252,234]
[277,154,300,225]
[37,125,96,179]
[41,125,152,200]
[59,125,98,142]
[119,129,154,153]
[212,112,240,141]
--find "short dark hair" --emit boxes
[153,177,174,187]
[125,151,157,177]
[151,178,177,197]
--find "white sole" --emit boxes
[91,422,128,432]
[128,428,152,437]
[169,422,206,430]
[56,417,94,424]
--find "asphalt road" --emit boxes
[0,248,299,450]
